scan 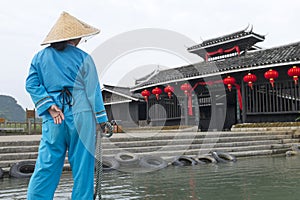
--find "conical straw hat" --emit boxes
[41,11,100,45]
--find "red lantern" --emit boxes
[180,83,193,116]
[288,66,300,85]
[164,85,174,99]
[141,89,150,102]
[264,69,278,87]
[180,83,191,95]
[152,87,162,100]
[243,73,257,89]
[223,76,236,91]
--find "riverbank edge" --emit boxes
[1,127,300,178]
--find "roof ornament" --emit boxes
[244,24,253,33]
[244,24,250,32]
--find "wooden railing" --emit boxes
[0,121,42,134]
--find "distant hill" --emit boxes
[0,95,26,122]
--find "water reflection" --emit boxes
[1,156,300,199]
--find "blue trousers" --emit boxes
[27,111,96,200]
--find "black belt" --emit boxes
[59,87,74,112]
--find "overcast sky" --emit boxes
[1,0,300,110]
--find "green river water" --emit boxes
[1,155,300,200]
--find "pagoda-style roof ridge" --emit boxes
[134,67,160,85]
[102,84,141,101]
[187,25,265,51]
[103,84,130,90]
[131,41,300,91]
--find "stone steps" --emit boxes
[102,140,297,155]
[126,143,292,158]
[0,152,39,162]
[0,139,296,169]
[230,148,290,157]
[0,146,39,154]
[104,131,293,142]
[102,135,294,148]
[0,140,40,147]
[0,130,299,173]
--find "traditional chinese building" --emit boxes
[103,26,300,131]
[102,84,141,127]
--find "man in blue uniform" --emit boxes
[26,12,109,199]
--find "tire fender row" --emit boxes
[3,151,237,178]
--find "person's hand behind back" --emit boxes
[48,105,65,124]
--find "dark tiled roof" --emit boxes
[187,27,265,51]
[102,84,142,100]
[131,41,300,91]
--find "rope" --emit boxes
[94,122,113,200]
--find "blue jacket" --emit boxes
[26,44,108,123]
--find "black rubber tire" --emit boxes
[139,155,168,170]
[210,151,228,163]
[286,150,298,157]
[172,155,198,166]
[102,157,120,171]
[216,152,237,162]
[196,154,217,164]
[9,161,35,178]
[114,152,139,166]
[291,144,300,151]
[192,156,206,164]
[0,167,3,179]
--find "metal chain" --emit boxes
[94,130,103,200]
[94,122,114,200]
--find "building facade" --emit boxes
[103,27,300,131]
